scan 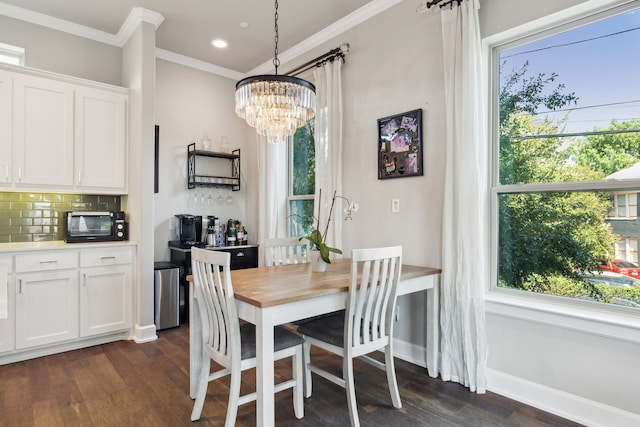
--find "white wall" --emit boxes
[154,59,255,261]
[0,15,122,85]
[271,0,446,349]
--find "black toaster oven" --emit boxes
[64,211,128,243]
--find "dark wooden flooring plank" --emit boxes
[0,325,584,427]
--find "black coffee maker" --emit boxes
[175,214,202,244]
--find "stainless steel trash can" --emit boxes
[154,261,180,330]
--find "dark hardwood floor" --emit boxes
[0,325,583,426]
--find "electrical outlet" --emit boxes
[391,198,400,213]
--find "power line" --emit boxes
[514,99,640,117]
[514,128,640,141]
[501,27,640,59]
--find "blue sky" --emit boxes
[499,7,640,134]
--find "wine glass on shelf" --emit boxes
[216,188,225,205]
[207,187,214,206]
[226,188,233,206]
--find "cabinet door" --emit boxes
[75,87,127,192]
[15,270,79,349]
[12,74,74,188]
[0,71,12,187]
[0,256,14,354]
[80,264,132,337]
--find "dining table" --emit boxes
[188,258,441,427]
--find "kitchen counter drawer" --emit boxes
[80,246,133,267]
[16,251,78,273]
[215,246,258,270]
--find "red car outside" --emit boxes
[599,259,640,278]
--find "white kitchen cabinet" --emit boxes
[0,255,14,354]
[0,70,12,188]
[79,246,133,337]
[15,249,79,349]
[0,65,128,194]
[0,243,136,364]
[12,73,75,189]
[75,87,128,193]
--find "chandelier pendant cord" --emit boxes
[273,0,280,74]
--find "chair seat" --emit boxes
[291,310,345,326]
[296,312,345,347]
[240,323,305,360]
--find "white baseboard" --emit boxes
[486,368,640,427]
[391,339,640,427]
[393,337,427,368]
[133,323,157,343]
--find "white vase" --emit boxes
[311,250,327,273]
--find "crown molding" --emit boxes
[245,0,403,76]
[156,48,243,81]
[0,3,164,48]
[0,1,118,46]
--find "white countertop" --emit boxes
[0,241,137,253]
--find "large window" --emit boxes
[493,4,640,308]
[288,119,315,237]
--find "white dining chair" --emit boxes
[264,237,311,266]
[297,245,403,427]
[263,237,336,328]
[189,247,305,425]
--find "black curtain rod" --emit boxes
[283,43,349,77]
[427,0,462,9]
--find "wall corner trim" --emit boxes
[117,7,165,47]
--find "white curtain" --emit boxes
[313,60,344,251]
[257,135,288,266]
[439,0,489,393]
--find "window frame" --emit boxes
[615,237,638,263]
[0,42,24,66]
[611,192,637,218]
[485,0,640,343]
[287,132,315,238]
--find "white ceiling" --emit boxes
[0,0,404,76]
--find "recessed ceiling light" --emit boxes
[239,22,249,28]
[212,39,228,48]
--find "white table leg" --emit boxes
[189,281,201,399]
[425,274,440,378]
[256,309,275,427]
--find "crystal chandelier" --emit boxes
[235,0,316,144]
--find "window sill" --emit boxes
[485,289,640,344]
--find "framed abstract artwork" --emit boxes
[377,108,423,179]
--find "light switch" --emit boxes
[391,198,400,213]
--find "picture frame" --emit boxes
[377,108,423,180]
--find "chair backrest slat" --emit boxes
[264,237,311,266]
[191,247,240,362]
[346,246,402,349]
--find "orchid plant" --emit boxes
[300,189,359,263]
